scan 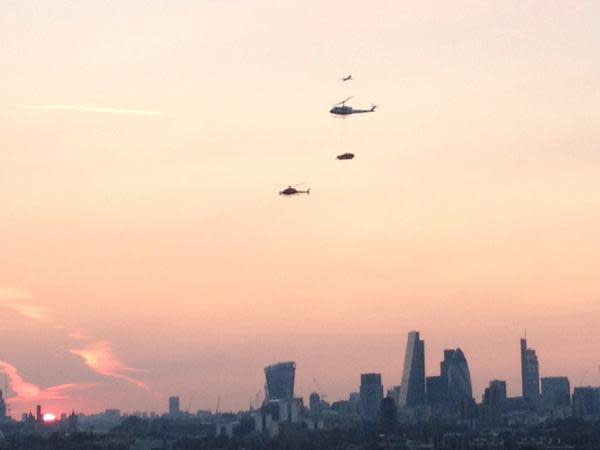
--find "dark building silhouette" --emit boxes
[447,348,474,411]
[426,347,473,417]
[399,331,425,408]
[168,396,180,416]
[36,405,42,423]
[309,392,321,413]
[0,390,6,421]
[360,373,383,421]
[67,410,78,433]
[378,396,398,433]
[572,387,600,418]
[541,377,570,410]
[482,380,507,425]
[264,362,295,401]
[426,376,446,406]
[520,338,540,405]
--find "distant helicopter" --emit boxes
[341,74,353,82]
[279,184,310,196]
[330,97,377,116]
[336,152,355,160]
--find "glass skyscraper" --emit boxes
[264,361,296,401]
[520,338,540,404]
[399,331,425,408]
[359,373,384,421]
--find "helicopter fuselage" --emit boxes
[329,105,375,115]
[279,187,310,196]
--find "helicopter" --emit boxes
[330,97,377,116]
[341,74,353,82]
[279,183,310,196]
[336,152,355,160]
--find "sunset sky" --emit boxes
[1,0,600,417]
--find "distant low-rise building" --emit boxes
[541,377,570,411]
[572,387,600,418]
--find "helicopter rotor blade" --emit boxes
[290,182,306,187]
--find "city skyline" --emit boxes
[0,328,593,419]
[2,0,600,419]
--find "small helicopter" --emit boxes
[330,97,377,116]
[341,74,353,82]
[279,183,310,196]
[336,152,355,160]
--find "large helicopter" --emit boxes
[330,97,376,116]
[279,183,310,196]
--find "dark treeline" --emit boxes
[2,418,600,449]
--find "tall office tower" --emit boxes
[168,396,180,416]
[36,405,42,422]
[440,349,456,381]
[399,331,425,408]
[447,348,473,405]
[264,362,295,401]
[0,390,6,420]
[541,377,570,409]
[359,373,383,421]
[520,338,540,404]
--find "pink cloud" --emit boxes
[68,328,92,341]
[70,341,148,390]
[0,360,89,405]
[1,303,49,322]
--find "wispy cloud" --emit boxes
[1,303,50,322]
[70,341,148,390]
[68,329,92,341]
[21,104,162,116]
[0,287,31,300]
[0,360,90,405]
[1,292,151,393]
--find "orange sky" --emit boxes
[1,0,600,417]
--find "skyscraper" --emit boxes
[520,338,540,404]
[168,396,180,416]
[482,380,507,425]
[264,362,295,401]
[541,377,570,409]
[359,373,383,421]
[446,348,473,406]
[399,331,425,408]
[572,387,600,418]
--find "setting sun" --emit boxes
[42,413,56,423]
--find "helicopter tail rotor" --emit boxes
[370,104,377,112]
